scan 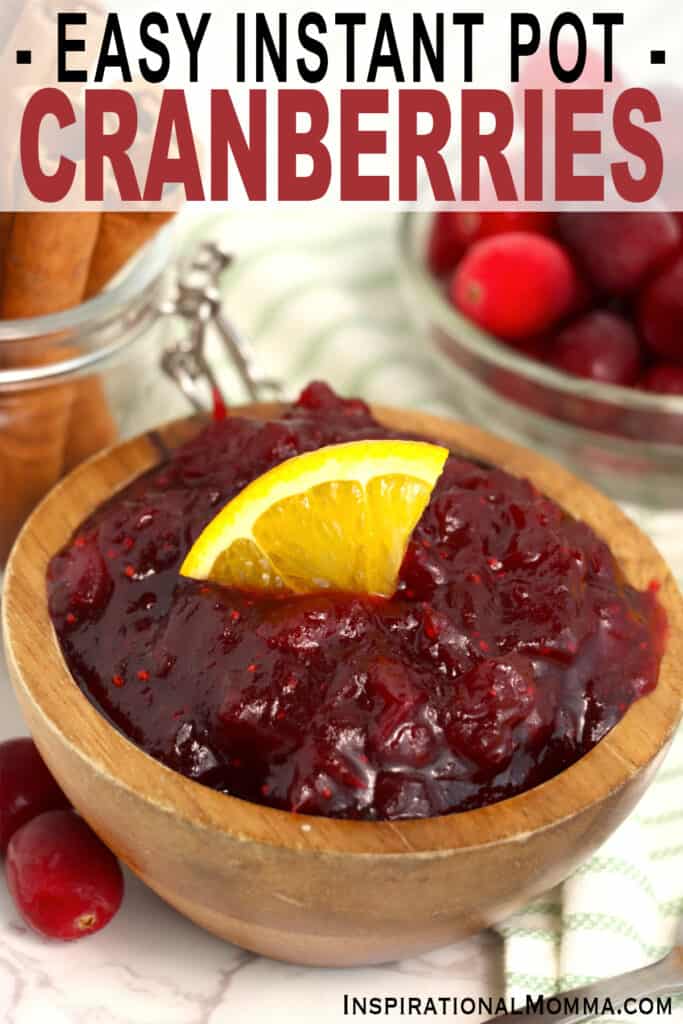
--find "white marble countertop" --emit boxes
[0,633,503,1024]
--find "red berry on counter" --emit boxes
[557,212,680,296]
[0,738,69,853]
[548,311,641,386]
[637,256,683,362]
[6,810,124,941]
[640,364,683,395]
[451,232,578,340]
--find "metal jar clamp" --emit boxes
[159,241,283,413]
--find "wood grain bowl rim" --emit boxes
[3,403,683,858]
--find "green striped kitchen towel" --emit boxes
[186,207,683,1008]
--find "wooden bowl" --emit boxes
[3,405,683,967]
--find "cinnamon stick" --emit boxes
[0,389,75,563]
[85,211,176,297]
[62,211,177,470]
[0,210,178,561]
[61,378,118,474]
[2,212,102,317]
[0,213,14,293]
[0,213,102,562]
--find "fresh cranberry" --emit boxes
[451,232,577,340]
[6,810,124,941]
[428,213,555,282]
[548,312,642,386]
[637,256,683,362]
[565,272,595,318]
[545,312,642,432]
[557,212,680,296]
[640,364,683,395]
[506,333,551,360]
[0,738,70,853]
[470,212,554,240]
[427,212,469,276]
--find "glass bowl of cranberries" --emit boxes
[398,210,683,506]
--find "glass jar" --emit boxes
[0,234,191,565]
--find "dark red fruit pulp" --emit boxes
[0,738,70,852]
[6,810,123,940]
[557,212,680,296]
[47,384,667,822]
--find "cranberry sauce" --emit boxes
[47,383,667,821]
